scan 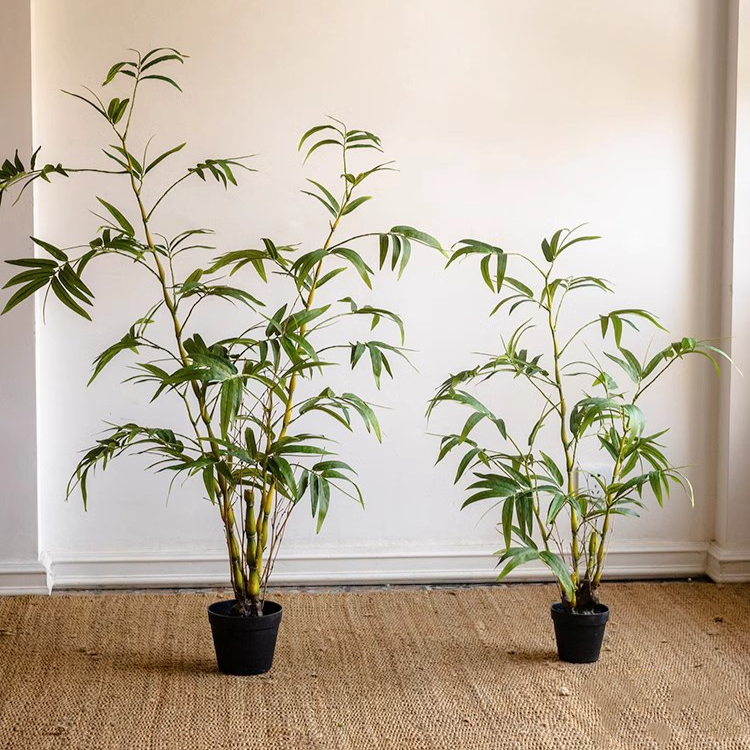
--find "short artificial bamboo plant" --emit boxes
[430,229,727,612]
[0,48,442,615]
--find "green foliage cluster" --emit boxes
[430,229,728,611]
[0,48,442,616]
[1,48,725,617]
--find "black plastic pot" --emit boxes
[550,602,609,663]
[207,599,282,675]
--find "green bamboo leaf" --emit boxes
[141,47,187,65]
[271,456,298,499]
[558,234,601,252]
[546,492,567,524]
[141,74,182,91]
[313,459,356,474]
[97,197,135,236]
[303,138,342,163]
[390,225,443,252]
[89,330,139,384]
[501,498,514,550]
[397,238,411,280]
[480,255,494,292]
[2,277,49,314]
[342,393,381,442]
[496,252,507,292]
[449,390,496,418]
[368,344,383,386]
[51,277,92,320]
[102,62,126,86]
[333,248,373,288]
[341,195,372,216]
[496,547,539,580]
[460,411,485,441]
[350,342,366,368]
[316,476,331,532]
[548,229,564,256]
[306,179,340,213]
[144,142,186,174]
[541,237,554,262]
[110,98,129,125]
[390,235,401,272]
[454,448,480,483]
[59,264,93,304]
[538,551,575,600]
[378,234,389,268]
[28,145,41,170]
[30,236,67,261]
[446,239,500,269]
[619,347,643,379]
[604,352,640,383]
[298,124,340,152]
[540,452,564,486]
[286,305,330,331]
[62,89,106,117]
[5,258,57,269]
[141,53,185,72]
[599,315,609,338]
[301,190,337,217]
[505,277,534,298]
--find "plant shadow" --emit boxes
[505,647,558,663]
[75,648,219,677]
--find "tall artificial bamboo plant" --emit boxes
[0,48,442,615]
[430,229,727,612]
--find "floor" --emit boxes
[0,581,748,749]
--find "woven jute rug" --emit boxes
[0,582,749,749]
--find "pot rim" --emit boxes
[550,601,610,624]
[208,598,283,621]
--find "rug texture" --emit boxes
[0,582,749,749]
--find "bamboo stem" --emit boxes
[252,143,352,605]
[544,269,579,607]
[592,428,627,586]
[118,66,244,602]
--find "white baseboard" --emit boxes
[0,560,49,594]
[706,542,750,582]
[43,541,710,591]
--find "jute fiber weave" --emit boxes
[0,582,749,749]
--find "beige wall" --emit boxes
[0,0,746,587]
[0,0,45,591]
[711,0,750,580]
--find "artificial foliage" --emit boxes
[430,229,727,611]
[0,48,442,615]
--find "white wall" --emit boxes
[1,0,742,587]
[0,0,46,592]
[710,0,750,581]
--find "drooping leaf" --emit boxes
[97,197,135,236]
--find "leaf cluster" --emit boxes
[0,52,443,613]
[433,227,729,609]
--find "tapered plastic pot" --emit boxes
[208,599,282,675]
[550,602,609,663]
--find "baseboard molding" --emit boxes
[43,541,710,591]
[706,542,750,582]
[0,560,49,594]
